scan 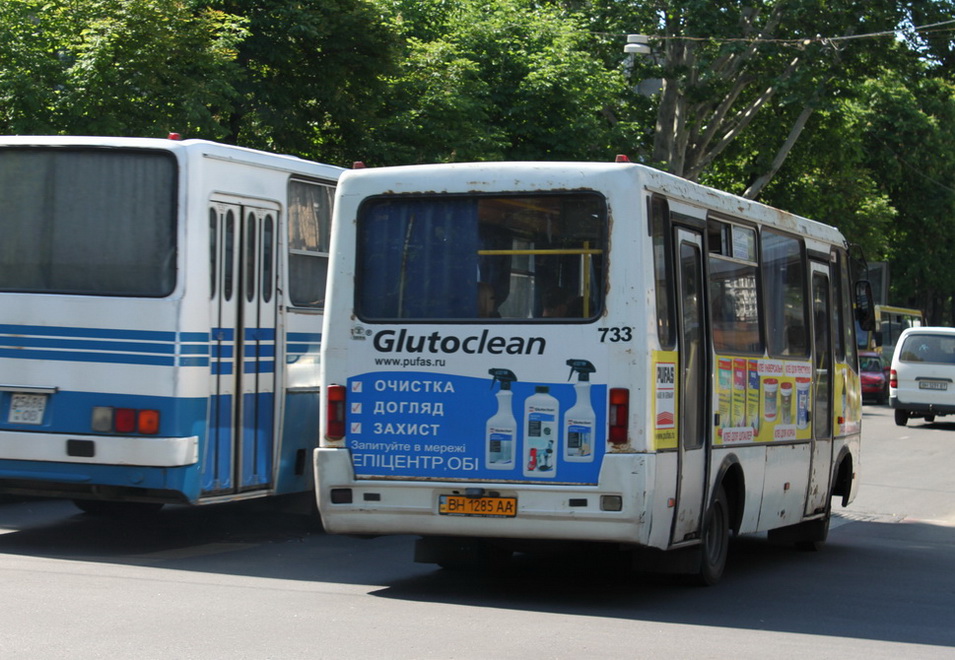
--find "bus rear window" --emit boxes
[0,148,176,296]
[356,193,606,321]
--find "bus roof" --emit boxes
[338,161,847,247]
[0,135,345,179]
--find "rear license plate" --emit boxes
[919,381,948,391]
[8,393,47,425]
[438,495,517,518]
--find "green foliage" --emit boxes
[858,72,955,316]
[0,0,400,164]
[369,0,625,164]
[0,0,247,138]
[207,0,400,163]
[0,0,63,134]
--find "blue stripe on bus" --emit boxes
[244,360,275,374]
[244,345,276,358]
[0,325,307,371]
[0,336,177,354]
[0,347,175,366]
[0,324,177,341]
[211,362,233,376]
[210,345,234,359]
[245,328,276,341]
[287,332,322,342]
[286,332,321,357]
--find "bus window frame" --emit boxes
[287,176,335,311]
[352,191,608,324]
[761,227,810,360]
[650,195,676,349]
[706,214,764,357]
[0,146,179,298]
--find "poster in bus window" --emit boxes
[713,355,812,444]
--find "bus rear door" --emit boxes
[207,200,279,494]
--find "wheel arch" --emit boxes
[712,454,745,535]
[832,445,855,507]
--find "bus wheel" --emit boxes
[73,500,164,517]
[696,485,729,586]
[925,414,936,423]
[894,409,909,426]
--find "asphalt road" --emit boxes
[0,404,952,659]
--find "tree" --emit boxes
[368,0,625,164]
[0,0,400,165]
[0,0,248,138]
[582,0,942,197]
[207,0,401,163]
[859,72,955,322]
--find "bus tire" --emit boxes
[696,484,729,586]
[924,414,936,423]
[894,409,909,426]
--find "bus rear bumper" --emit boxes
[314,447,652,545]
[0,430,199,467]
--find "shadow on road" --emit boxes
[0,496,952,650]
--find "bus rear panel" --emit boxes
[0,137,342,507]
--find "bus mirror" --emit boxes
[855,280,875,332]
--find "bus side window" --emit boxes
[650,196,674,348]
[288,179,334,308]
[708,221,761,355]
[762,230,808,357]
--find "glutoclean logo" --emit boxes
[372,329,546,355]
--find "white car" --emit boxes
[890,326,955,426]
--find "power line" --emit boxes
[617,17,955,48]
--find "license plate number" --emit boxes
[8,393,47,425]
[438,495,517,518]
[919,381,948,391]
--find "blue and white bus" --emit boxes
[0,136,343,513]
[315,160,874,584]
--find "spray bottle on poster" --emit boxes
[486,368,517,469]
[524,385,559,478]
[564,359,596,462]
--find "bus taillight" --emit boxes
[608,388,629,445]
[326,385,346,440]
[114,408,137,433]
[890,369,898,388]
[137,410,161,435]
[91,407,160,434]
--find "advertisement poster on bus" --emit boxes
[343,327,608,485]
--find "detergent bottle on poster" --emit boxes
[523,385,559,478]
[486,368,517,469]
[564,359,596,462]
